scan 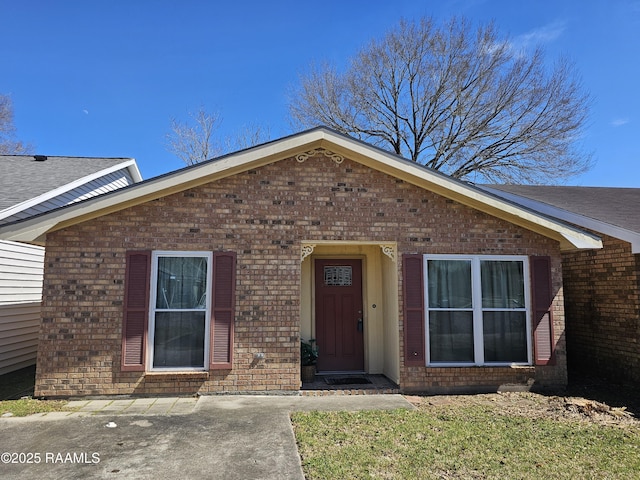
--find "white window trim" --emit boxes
[148,251,213,372]
[424,254,532,367]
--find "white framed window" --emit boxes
[148,251,212,371]
[424,255,531,366]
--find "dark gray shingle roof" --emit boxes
[487,185,640,234]
[0,155,132,210]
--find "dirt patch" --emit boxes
[406,389,638,427]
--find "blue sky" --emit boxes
[2,0,639,185]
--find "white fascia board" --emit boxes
[0,134,325,244]
[482,186,639,253]
[124,159,144,183]
[320,133,602,251]
[0,159,141,223]
[1,222,55,246]
[443,183,602,251]
[0,128,602,251]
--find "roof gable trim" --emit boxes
[316,132,602,251]
[482,186,639,253]
[0,128,602,251]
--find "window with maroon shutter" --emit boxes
[423,254,531,366]
[124,250,236,372]
[121,251,151,372]
[531,256,555,365]
[210,251,236,370]
[403,254,425,366]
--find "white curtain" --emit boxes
[427,259,527,363]
[428,260,474,362]
[480,261,524,308]
[480,261,526,362]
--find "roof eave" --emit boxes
[0,128,602,251]
[483,186,639,252]
[315,133,602,252]
[0,132,329,244]
[0,158,142,224]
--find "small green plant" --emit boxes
[301,339,318,366]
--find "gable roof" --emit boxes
[0,155,143,224]
[0,127,601,251]
[483,184,640,253]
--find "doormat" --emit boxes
[324,376,372,386]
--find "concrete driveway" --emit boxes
[0,394,413,480]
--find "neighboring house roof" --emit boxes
[483,185,640,253]
[0,155,143,225]
[0,127,601,251]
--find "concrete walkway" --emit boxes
[0,394,413,480]
[18,392,412,419]
[68,396,198,416]
[5,396,199,420]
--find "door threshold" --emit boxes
[316,371,366,376]
[300,373,400,394]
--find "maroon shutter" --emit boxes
[210,251,236,370]
[121,251,151,372]
[403,254,425,366]
[531,256,555,365]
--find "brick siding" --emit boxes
[36,154,566,396]
[562,234,640,383]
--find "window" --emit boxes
[425,255,530,366]
[149,252,212,370]
[324,266,353,286]
[122,250,235,372]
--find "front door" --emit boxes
[315,259,364,372]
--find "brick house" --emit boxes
[0,128,602,397]
[484,185,640,384]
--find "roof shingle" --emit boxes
[486,185,640,234]
[0,155,133,211]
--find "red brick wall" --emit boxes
[562,234,640,383]
[36,154,566,396]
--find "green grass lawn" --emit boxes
[0,398,69,417]
[292,402,640,479]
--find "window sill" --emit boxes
[144,371,209,380]
[426,364,534,369]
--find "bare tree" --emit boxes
[0,94,32,155]
[289,17,592,184]
[166,108,272,165]
[166,108,222,165]
[223,122,272,152]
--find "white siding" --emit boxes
[0,241,43,374]
[0,240,44,305]
[0,302,40,374]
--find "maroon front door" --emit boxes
[315,259,364,372]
